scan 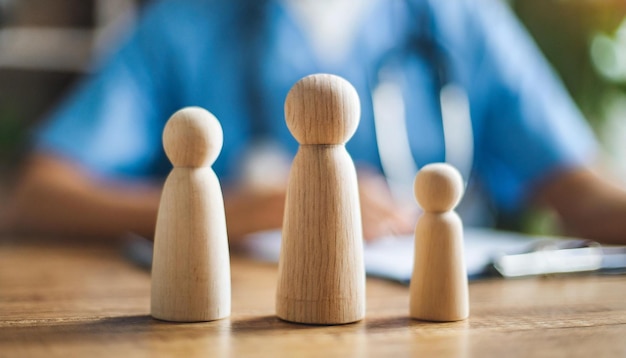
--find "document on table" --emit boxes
[239,228,545,282]
[125,228,623,283]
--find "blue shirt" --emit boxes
[36,0,596,212]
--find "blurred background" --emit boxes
[1,0,625,233]
[0,0,147,170]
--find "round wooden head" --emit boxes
[414,163,464,212]
[285,74,360,145]
[163,107,223,167]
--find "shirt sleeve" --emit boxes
[461,0,599,211]
[34,1,182,180]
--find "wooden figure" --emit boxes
[276,74,366,325]
[151,107,230,322]
[410,163,469,322]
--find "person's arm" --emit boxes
[4,153,415,242]
[534,168,626,245]
[4,154,160,240]
[4,153,280,241]
[3,153,283,241]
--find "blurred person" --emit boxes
[2,0,626,245]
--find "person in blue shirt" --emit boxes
[4,0,626,244]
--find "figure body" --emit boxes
[276,74,366,325]
[151,107,230,322]
[410,163,469,322]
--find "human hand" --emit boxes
[224,186,287,242]
[225,170,417,243]
[357,171,418,241]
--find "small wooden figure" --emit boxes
[276,74,366,325]
[151,107,230,322]
[409,163,469,322]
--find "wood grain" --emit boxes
[277,74,365,325]
[1,238,626,357]
[410,163,469,321]
[151,107,230,322]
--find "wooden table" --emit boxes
[1,237,625,357]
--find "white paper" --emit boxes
[239,228,547,282]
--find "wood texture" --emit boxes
[413,162,464,213]
[284,74,360,145]
[410,163,469,321]
[2,238,626,358]
[276,74,365,325]
[151,107,230,322]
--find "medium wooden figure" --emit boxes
[276,74,366,325]
[410,163,469,322]
[151,107,230,322]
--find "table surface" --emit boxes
[1,237,625,358]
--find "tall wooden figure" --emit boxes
[151,107,231,322]
[410,163,469,321]
[276,74,366,325]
